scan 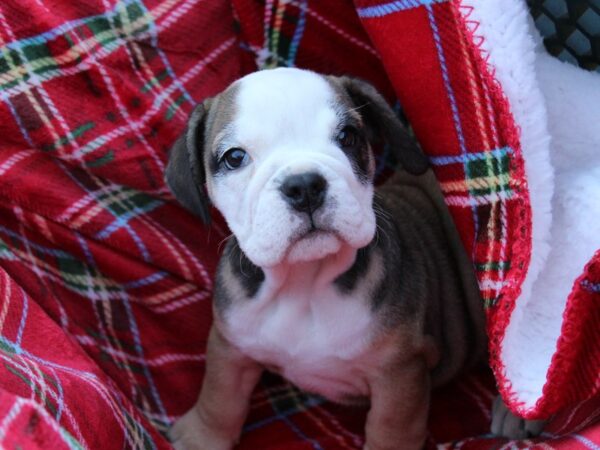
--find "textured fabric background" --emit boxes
[0,0,599,449]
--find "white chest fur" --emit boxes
[221,265,377,402]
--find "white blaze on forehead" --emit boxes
[234,68,338,150]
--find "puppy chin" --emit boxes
[287,232,342,263]
[239,242,287,269]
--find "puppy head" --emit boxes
[166,68,428,267]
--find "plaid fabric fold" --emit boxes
[0,0,599,449]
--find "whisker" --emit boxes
[217,234,234,253]
[347,103,370,114]
[373,208,393,245]
[373,205,392,226]
[239,247,249,278]
[372,194,393,221]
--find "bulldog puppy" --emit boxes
[165,68,540,450]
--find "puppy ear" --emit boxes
[335,77,429,176]
[165,100,212,224]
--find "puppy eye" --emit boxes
[336,126,360,149]
[221,148,249,170]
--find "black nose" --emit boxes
[280,172,328,214]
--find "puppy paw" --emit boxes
[168,408,236,450]
[491,396,546,440]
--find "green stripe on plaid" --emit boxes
[0,236,17,260]
[141,69,169,93]
[475,261,511,272]
[56,256,124,297]
[97,186,161,219]
[466,151,512,197]
[165,94,187,120]
[4,363,58,417]
[123,409,156,450]
[438,148,514,209]
[41,123,95,152]
[0,233,123,298]
[85,150,114,168]
[256,1,305,69]
[431,149,517,308]
[0,0,152,92]
[1,349,86,450]
[86,328,138,353]
[0,222,161,300]
[244,377,325,433]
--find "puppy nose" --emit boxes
[280,172,328,214]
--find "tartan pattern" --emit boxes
[0,0,598,449]
[0,0,151,93]
[356,0,449,17]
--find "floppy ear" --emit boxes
[336,77,429,176]
[165,100,212,224]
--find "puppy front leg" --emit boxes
[364,356,430,450]
[169,325,262,450]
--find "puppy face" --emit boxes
[208,69,377,267]
[166,68,428,268]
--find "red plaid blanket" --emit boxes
[0,0,599,449]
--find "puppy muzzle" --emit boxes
[234,155,376,267]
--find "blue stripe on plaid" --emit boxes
[95,198,163,240]
[572,434,600,450]
[137,0,194,107]
[0,38,124,101]
[0,336,93,377]
[4,98,35,147]
[0,335,157,443]
[74,232,168,427]
[2,0,140,52]
[357,0,447,18]
[122,271,167,290]
[75,232,96,267]
[121,290,169,424]
[429,147,513,165]
[15,288,28,350]
[244,393,325,433]
[427,6,467,160]
[287,0,308,65]
[0,225,72,258]
[581,279,600,293]
[1,226,164,295]
[426,4,480,252]
[541,432,600,450]
[57,161,152,262]
[52,367,65,422]
[279,414,324,450]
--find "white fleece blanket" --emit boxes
[461,0,600,416]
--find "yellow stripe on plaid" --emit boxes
[0,238,197,305]
[0,0,189,92]
[68,187,150,230]
[143,283,198,305]
[0,9,72,158]
[0,271,12,335]
[0,17,149,89]
[440,172,512,195]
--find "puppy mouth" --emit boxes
[293,224,336,243]
[285,224,342,263]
